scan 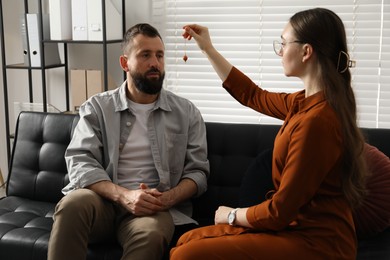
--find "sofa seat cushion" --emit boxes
[353,144,390,238]
[0,196,124,260]
[0,196,55,259]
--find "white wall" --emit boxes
[0,0,152,182]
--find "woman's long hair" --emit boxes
[290,8,367,208]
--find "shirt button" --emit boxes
[126,122,131,126]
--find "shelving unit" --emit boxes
[0,0,126,163]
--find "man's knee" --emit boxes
[52,188,116,243]
[54,189,103,221]
[137,221,173,244]
[119,212,175,249]
[119,213,174,259]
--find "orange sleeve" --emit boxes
[222,66,301,121]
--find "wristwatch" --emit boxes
[228,208,239,226]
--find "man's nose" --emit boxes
[149,55,161,67]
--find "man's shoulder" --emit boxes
[79,86,124,115]
[93,86,120,99]
[86,86,123,107]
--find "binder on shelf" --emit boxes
[71,0,88,41]
[20,14,30,66]
[70,69,87,111]
[26,13,61,67]
[86,69,116,98]
[49,0,72,40]
[87,0,122,41]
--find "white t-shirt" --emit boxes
[117,99,159,190]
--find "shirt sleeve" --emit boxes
[64,102,111,192]
[181,102,210,197]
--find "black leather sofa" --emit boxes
[0,111,389,259]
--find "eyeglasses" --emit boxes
[273,40,305,56]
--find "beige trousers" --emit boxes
[48,189,174,260]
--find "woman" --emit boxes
[170,8,367,260]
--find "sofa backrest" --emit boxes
[6,112,389,219]
[192,123,390,226]
[192,122,280,226]
[361,128,390,157]
[7,112,79,203]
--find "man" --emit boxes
[48,23,209,260]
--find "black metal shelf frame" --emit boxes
[0,0,126,163]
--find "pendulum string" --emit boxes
[183,38,188,62]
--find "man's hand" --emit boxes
[157,189,176,211]
[88,179,197,216]
[118,183,163,216]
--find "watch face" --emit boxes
[228,212,235,224]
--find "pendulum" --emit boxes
[183,39,188,62]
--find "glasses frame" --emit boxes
[273,40,305,56]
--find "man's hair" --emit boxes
[121,23,162,54]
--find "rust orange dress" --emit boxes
[170,67,356,260]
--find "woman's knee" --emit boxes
[170,243,205,260]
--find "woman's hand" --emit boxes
[214,206,233,224]
[183,24,233,82]
[182,24,214,53]
[215,206,253,228]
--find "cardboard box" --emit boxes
[70,69,87,111]
[86,69,116,98]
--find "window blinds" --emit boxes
[152,0,390,128]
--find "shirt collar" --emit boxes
[114,81,172,112]
[295,90,326,113]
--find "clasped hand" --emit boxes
[122,183,174,216]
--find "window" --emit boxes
[152,0,390,128]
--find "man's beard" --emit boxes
[131,68,165,95]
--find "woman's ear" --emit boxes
[119,55,129,71]
[302,44,313,63]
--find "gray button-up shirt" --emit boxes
[63,82,209,225]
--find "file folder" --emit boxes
[72,0,88,40]
[26,13,61,67]
[49,0,72,40]
[20,14,30,66]
[87,0,122,41]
